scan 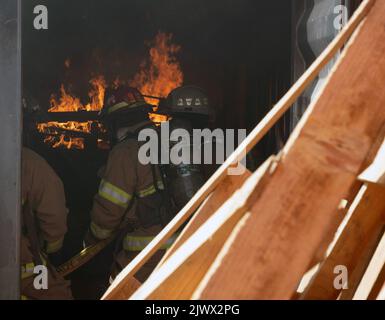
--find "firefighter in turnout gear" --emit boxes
[84,86,176,283]
[156,85,212,211]
[21,147,72,300]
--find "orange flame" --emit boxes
[49,76,106,112]
[130,32,183,122]
[51,135,84,150]
[37,76,106,149]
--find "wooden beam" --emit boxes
[375,280,385,300]
[194,0,385,299]
[353,229,385,299]
[129,158,274,299]
[37,111,99,122]
[368,252,385,300]
[101,0,375,300]
[301,184,385,300]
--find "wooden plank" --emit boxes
[129,158,274,299]
[353,229,385,299]
[194,0,385,299]
[368,254,385,300]
[38,111,99,122]
[104,276,142,300]
[301,184,385,300]
[132,163,270,300]
[310,131,385,262]
[333,137,385,299]
[375,279,385,300]
[157,167,251,267]
[101,0,374,300]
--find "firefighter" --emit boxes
[84,86,176,283]
[156,85,213,211]
[21,147,72,300]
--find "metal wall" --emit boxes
[290,0,351,130]
[0,0,22,300]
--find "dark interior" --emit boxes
[22,0,293,299]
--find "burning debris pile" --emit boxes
[37,32,184,150]
[37,77,106,149]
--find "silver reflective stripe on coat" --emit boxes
[98,179,132,208]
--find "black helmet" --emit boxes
[99,85,153,118]
[157,86,210,117]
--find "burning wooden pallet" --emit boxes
[102,0,385,300]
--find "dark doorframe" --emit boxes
[0,0,22,300]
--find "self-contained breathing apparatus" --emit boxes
[156,85,211,213]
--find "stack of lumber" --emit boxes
[102,0,385,300]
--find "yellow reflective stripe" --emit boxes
[21,295,28,300]
[98,179,132,208]
[123,234,177,251]
[45,237,64,254]
[137,185,156,198]
[21,262,35,280]
[21,258,47,280]
[21,272,32,280]
[100,180,132,202]
[137,181,164,198]
[90,221,114,240]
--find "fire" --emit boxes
[87,76,106,111]
[130,32,183,123]
[37,76,106,149]
[37,121,93,150]
[130,32,183,105]
[38,121,93,133]
[38,32,183,149]
[51,135,84,150]
[49,76,106,112]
